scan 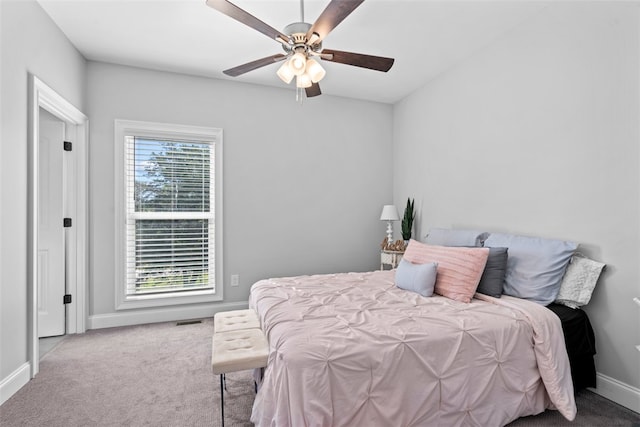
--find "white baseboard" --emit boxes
[590,372,640,414]
[0,362,30,406]
[87,301,249,330]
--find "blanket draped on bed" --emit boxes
[249,270,576,427]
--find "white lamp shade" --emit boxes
[305,58,326,83]
[380,205,400,221]
[289,52,307,76]
[296,73,312,88]
[276,61,295,84]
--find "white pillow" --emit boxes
[555,253,605,309]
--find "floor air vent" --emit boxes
[176,320,202,326]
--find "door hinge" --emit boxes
[63,218,72,228]
[63,141,72,151]
[63,294,72,304]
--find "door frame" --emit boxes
[28,74,88,377]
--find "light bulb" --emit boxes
[276,61,294,84]
[296,73,312,88]
[305,58,326,83]
[289,52,307,76]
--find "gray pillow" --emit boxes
[424,228,490,247]
[484,233,577,305]
[475,247,508,298]
[395,259,438,297]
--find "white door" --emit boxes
[38,108,66,338]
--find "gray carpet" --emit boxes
[1,318,638,427]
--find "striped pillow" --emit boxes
[403,240,490,303]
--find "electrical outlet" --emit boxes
[230,274,239,287]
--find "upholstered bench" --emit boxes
[212,310,268,427]
[214,308,260,333]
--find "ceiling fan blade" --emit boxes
[321,49,394,72]
[305,82,322,97]
[223,54,287,77]
[206,0,289,44]
[306,0,365,44]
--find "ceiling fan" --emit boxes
[205,0,395,99]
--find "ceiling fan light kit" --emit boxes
[290,51,308,76]
[296,72,312,89]
[276,61,295,84]
[306,59,326,83]
[205,0,395,100]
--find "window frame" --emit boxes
[114,119,223,310]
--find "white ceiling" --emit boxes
[37,0,550,104]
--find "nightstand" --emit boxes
[380,250,404,270]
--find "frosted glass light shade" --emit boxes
[305,58,326,83]
[380,205,400,221]
[296,73,312,88]
[290,52,307,76]
[276,61,295,84]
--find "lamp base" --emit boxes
[386,221,393,244]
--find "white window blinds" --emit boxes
[125,137,215,295]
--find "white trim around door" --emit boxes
[28,74,89,378]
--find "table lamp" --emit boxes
[380,205,400,245]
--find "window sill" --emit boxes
[116,288,222,310]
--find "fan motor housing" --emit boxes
[282,22,321,53]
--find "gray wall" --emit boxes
[86,62,393,321]
[393,2,640,397]
[0,0,86,381]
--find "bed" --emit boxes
[248,231,602,426]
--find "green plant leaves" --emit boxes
[401,197,415,240]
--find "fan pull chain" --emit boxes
[296,87,304,105]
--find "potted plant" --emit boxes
[401,198,415,241]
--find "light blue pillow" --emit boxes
[483,233,577,305]
[424,228,490,247]
[395,259,438,297]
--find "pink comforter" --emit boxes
[249,270,576,426]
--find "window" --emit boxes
[115,120,223,309]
